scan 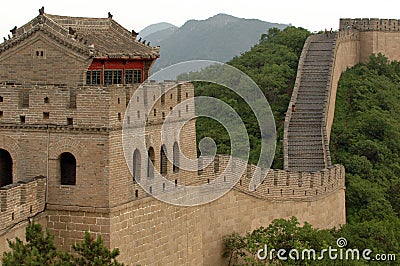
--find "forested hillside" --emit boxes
[330,53,400,253]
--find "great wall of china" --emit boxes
[0,16,400,265]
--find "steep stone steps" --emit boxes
[285,34,336,172]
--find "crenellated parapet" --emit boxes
[239,164,345,201]
[0,176,46,233]
[195,155,345,201]
[0,81,194,131]
[340,18,400,31]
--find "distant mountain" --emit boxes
[144,27,177,47]
[145,14,288,72]
[138,22,177,40]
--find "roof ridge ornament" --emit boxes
[68,27,76,35]
[131,30,138,39]
[39,6,44,16]
[108,12,113,19]
[10,26,17,37]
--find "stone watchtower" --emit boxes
[0,7,197,251]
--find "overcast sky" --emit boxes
[1,1,400,38]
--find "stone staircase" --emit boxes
[285,34,336,172]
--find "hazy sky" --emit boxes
[1,1,400,38]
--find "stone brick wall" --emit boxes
[0,85,111,128]
[325,30,360,140]
[200,185,345,265]
[359,31,400,62]
[0,176,46,232]
[0,155,345,265]
[107,81,197,207]
[0,32,91,86]
[103,157,345,265]
[45,205,110,252]
[340,18,400,31]
[0,176,46,256]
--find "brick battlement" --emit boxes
[126,154,345,203]
[0,81,194,130]
[201,155,344,201]
[340,18,400,31]
[0,176,46,233]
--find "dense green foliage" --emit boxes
[223,217,337,265]
[2,221,123,266]
[190,26,311,168]
[329,53,400,257]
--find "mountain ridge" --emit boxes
[138,22,177,40]
[140,14,288,72]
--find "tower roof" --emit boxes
[0,8,159,59]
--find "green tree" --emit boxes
[70,231,123,266]
[2,221,124,266]
[2,221,63,266]
[223,217,336,265]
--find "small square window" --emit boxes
[44,97,49,103]
[67,117,73,126]
[118,113,122,121]
[35,49,45,58]
[43,112,49,119]
[0,96,3,102]
[20,115,25,123]
[0,111,3,117]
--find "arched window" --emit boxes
[147,147,155,178]
[133,149,141,182]
[60,152,76,185]
[0,149,12,187]
[160,145,167,176]
[173,142,179,173]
